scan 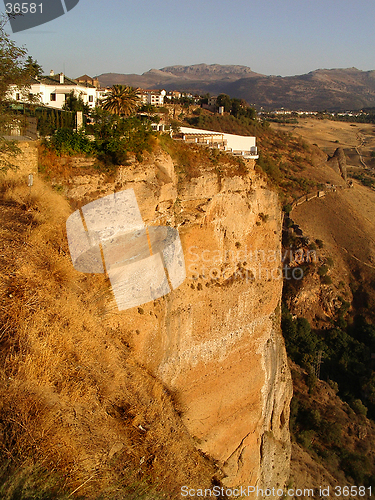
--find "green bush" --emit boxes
[281,305,321,366]
[257,152,281,182]
[340,452,371,484]
[93,116,154,166]
[43,128,94,156]
[283,203,292,215]
[326,257,334,267]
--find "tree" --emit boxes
[0,14,32,173]
[101,85,140,116]
[23,55,43,79]
[216,93,232,112]
[62,91,89,114]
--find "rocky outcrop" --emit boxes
[66,150,293,496]
[328,147,347,181]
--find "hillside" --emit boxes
[96,64,375,111]
[271,118,375,169]
[227,68,375,111]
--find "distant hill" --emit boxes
[96,64,262,93]
[96,64,375,111]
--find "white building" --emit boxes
[166,90,182,100]
[178,126,258,159]
[8,71,98,110]
[137,89,166,106]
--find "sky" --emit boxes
[5,0,375,79]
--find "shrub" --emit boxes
[306,371,317,394]
[41,115,156,167]
[258,212,269,223]
[318,265,329,276]
[351,399,368,416]
[328,379,339,394]
[43,128,94,156]
[297,430,315,450]
[283,203,292,215]
[326,257,334,267]
[340,452,371,484]
[321,275,332,285]
[256,153,281,182]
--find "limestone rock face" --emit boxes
[67,151,292,496]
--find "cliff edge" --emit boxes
[67,148,293,494]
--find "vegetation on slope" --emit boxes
[289,362,375,490]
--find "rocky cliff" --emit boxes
[66,149,293,495]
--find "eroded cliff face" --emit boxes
[67,150,292,495]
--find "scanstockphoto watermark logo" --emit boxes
[4,0,79,33]
[66,189,186,312]
[187,245,317,282]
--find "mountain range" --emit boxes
[96,64,375,111]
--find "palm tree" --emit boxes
[101,85,139,116]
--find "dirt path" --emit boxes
[355,132,369,168]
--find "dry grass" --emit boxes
[0,177,220,498]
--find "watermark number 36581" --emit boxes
[5,2,43,14]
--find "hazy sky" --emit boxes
[6,0,375,79]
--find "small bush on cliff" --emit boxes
[43,128,94,156]
[318,264,329,276]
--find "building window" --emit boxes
[50,93,56,101]
[16,93,20,100]
[89,95,93,102]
